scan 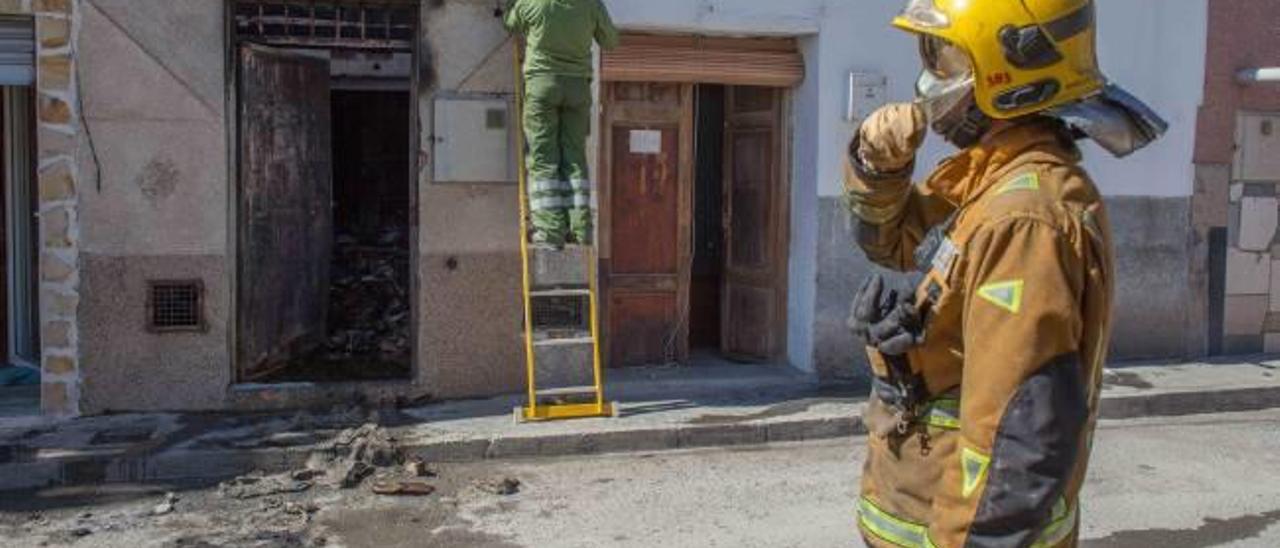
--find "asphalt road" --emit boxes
[2,409,1279,547]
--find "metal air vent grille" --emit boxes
[147,280,205,332]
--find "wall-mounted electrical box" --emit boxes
[1236,112,1280,181]
[847,72,887,123]
[433,94,516,184]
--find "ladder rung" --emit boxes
[536,386,599,397]
[530,288,591,298]
[533,337,595,347]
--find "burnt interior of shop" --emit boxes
[278,87,412,383]
[236,1,415,383]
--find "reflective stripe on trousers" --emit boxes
[569,179,592,208]
[923,397,960,430]
[857,496,1076,548]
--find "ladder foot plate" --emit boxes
[519,402,616,422]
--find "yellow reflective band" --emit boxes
[858,497,928,548]
[1031,500,1078,548]
[977,280,1024,314]
[996,172,1040,196]
[961,447,991,499]
[924,398,960,430]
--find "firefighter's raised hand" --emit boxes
[855,103,926,174]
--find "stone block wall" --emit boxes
[0,0,84,416]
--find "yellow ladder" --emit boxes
[512,41,615,422]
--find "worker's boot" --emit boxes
[531,207,569,250]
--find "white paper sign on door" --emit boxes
[629,130,662,154]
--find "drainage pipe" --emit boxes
[1237,67,1280,85]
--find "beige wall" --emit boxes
[418,0,527,399]
[60,0,533,413]
[74,0,230,413]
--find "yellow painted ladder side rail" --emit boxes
[587,242,606,412]
[512,39,615,422]
[512,38,540,420]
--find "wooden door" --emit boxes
[721,86,786,361]
[237,44,334,381]
[600,82,694,367]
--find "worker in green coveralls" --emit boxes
[501,0,620,248]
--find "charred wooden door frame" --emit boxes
[598,43,795,367]
[224,1,422,386]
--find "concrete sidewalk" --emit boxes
[1,359,1278,491]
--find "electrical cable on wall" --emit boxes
[73,32,104,193]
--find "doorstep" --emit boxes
[1,359,1278,491]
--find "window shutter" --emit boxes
[0,18,34,86]
[602,34,805,88]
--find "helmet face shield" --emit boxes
[919,34,971,80]
[915,69,987,148]
[915,66,974,125]
[899,0,951,29]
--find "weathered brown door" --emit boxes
[601,82,694,367]
[237,44,333,381]
[721,86,786,361]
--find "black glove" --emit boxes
[848,272,925,356]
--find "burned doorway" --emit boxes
[0,17,39,416]
[599,79,792,369]
[233,2,417,383]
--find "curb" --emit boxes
[3,385,1279,491]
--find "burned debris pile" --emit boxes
[326,230,410,365]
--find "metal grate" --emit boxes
[234,1,417,51]
[531,296,588,331]
[147,280,205,332]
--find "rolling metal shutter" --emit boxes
[0,18,33,86]
[601,34,805,88]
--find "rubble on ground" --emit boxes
[220,471,315,500]
[152,492,179,516]
[217,422,408,500]
[476,477,521,496]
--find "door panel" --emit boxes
[608,293,677,367]
[728,129,771,271]
[722,86,785,361]
[610,126,679,275]
[238,44,333,381]
[601,82,693,367]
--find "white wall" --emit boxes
[1088,0,1207,197]
[603,0,1209,371]
[804,0,1208,198]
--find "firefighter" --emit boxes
[845,1,1166,546]
[502,0,619,248]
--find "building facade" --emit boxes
[0,0,1268,417]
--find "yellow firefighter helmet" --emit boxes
[893,0,1104,120]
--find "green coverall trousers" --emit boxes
[524,74,592,247]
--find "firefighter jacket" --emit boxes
[844,119,1115,548]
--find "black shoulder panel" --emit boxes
[966,353,1088,548]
